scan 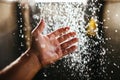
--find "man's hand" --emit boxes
[0,19,78,80]
[31,19,78,67]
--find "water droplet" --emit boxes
[115,29,118,33]
[41,44,46,48]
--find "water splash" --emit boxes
[32,2,106,80]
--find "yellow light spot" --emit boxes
[86,18,97,37]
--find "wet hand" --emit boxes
[31,19,78,67]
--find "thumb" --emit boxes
[38,19,45,33]
[36,19,45,33]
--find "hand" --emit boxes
[31,19,78,67]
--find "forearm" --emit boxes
[0,49,41,80]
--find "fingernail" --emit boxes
[65,27,70,31]
[41,19,44,23]
[40,19,45,26]
[72,32,76,35]
[76,38,79,41]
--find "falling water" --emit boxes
[31,1,106,80]
[14,0,120,79]
[0,0,120,80]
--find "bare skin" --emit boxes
[0,19,78,80]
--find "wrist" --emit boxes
[26,48,42,70]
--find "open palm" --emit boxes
[31,19,78,67]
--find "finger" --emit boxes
[37,19,45,33]
[32,19,45,33]
[47,27,70,38]
[61,38,78,49]
[58,32,76,43]
[62,45,77,56]
[55,46,62,58]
